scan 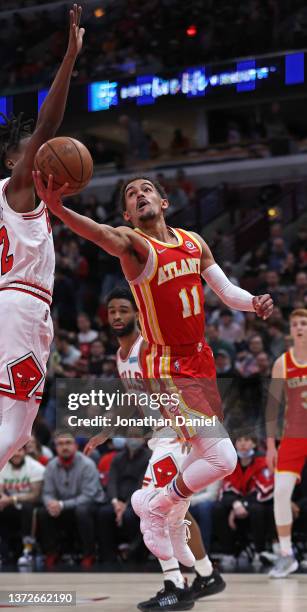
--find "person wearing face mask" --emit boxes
[212,435,274,570]
[95,435,151,563]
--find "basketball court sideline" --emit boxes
[0,573,306,611]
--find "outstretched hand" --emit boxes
[32,171,69,217]
[84,433,109,456]
[252,294,274,320]
[66,4,85,59]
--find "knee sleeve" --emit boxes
[274,472,297,526]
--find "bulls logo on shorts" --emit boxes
[0,353,44,401]
[151,454,179,488]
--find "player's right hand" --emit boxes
[266,445,277,473]
[32,171,69,216]
[84,433,109,456]
[66,5,85,59]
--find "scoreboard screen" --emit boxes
[87,51,306,112]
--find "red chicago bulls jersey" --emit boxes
[283,349,307,438]
[129,228,204,346]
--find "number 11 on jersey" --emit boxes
[179,285,201,318]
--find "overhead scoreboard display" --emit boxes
[0,50,305,119]
[87,51,306,112]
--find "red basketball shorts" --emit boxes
[142,340,223,439]
[276,437,307,479]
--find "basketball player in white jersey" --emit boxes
[86,287,225,611]
[0,5,84,472]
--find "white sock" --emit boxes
[194,555,213,577]
[159,558,185,589]
[279,536,293,556]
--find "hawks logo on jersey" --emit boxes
[129,228,204,346]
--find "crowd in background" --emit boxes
[1,0,307,90]
[2,169,306,570]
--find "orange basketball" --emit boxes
[34,136,93,195]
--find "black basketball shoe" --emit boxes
[137,580,195,611]
[189,569,226,599]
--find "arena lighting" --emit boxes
[268,207,279,218]
[186,25,197,37]
[94,7,105,18]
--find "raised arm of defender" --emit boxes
[190,231,273,320]
[7,5,85,213]
[32,172,150,280]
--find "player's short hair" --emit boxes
[106,286,137,310]
[119,176,167,211]
[0,112,33,171]
[290,308,307,320]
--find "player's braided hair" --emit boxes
[0,112,33,170]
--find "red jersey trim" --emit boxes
[0,287,51,306]
[11,280,51,296]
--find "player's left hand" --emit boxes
[33,172,69,216]
[252,294,274,320]
[66,4,85,59]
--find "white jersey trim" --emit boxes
[128,241,156,285]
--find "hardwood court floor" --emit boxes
[0,573,307,611]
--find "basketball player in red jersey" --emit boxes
[266,309,307,578]
[0,5,84,472]
[33,175,273,562]
[103,287,225,609]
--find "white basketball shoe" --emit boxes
[131,488,174,560]
[168,499,195,567]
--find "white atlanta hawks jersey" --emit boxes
[0,178,55,300]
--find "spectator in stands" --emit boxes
[97,438,126,489]
[258,270,281,303]
[218,309,244,344]
[96,438,151,562]
[235,335,265,378]
[52,266,77,331]
[280,252,298,285]
[24,435,53,466]
[215,349,236,377]
[166,179,189,216]
[268,237,288,272]
[213,435,274,570]
[119,115,149,161]
[291,225,307,263]
[50,332,81,377]
[267,319,286,359]
[77,313,99,357]
[88,339,107,377]
[38,432,105,569]
[170,128,190,156]
[0,447,45,566]
[255,351,271,377]
[206,322,235,361]
[175,168,195,200]
[189,481,221,552]
[292,271,307,304]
